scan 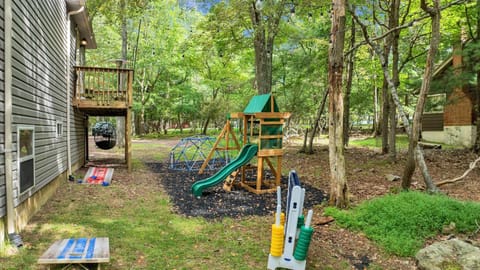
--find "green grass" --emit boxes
[325,191,480,257]
[349,134,460,150]
[0,139,272,270]
[0,184,271,270]
[139,128,224,140]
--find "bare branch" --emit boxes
[400,0,412,25]
[345,0,470,56]
[436,156,480,187]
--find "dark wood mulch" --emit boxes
[147,162,327,219]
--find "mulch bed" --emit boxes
[147,162,327,219]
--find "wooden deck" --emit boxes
[74,66,133,172]
[73,66,133,116]
[38,237,109,269]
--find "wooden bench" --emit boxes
[38,237,109,270]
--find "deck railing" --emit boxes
[73,66,133,108]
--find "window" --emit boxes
[56,120,63,138]
[18,127,35,194]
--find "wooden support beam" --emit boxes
[254,112,291,119]
[125,109,132,173]
[198,120,240,174]
[258,149,283,157]
[256,157,264,192]
[259,120,284,125]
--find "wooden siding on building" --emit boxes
[422,113,444,132]
[0,0,6,218]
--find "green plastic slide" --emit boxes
[191,144,258,197]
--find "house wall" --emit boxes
[421,113,445,144]
[444,87,474,126]
[11,0,69,204]
[444,126,476,148]
[0,0,86,243]
[0,0,4,247]
[70,32,86,167]
[421,131,445,144]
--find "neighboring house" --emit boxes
[0,0,98,246]
[422,40,477,148]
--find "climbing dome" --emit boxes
[169,135,235,172]
[94,122,117,150]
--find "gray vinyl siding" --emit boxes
[71,30,85,166]
[0,0,5,218]
[9,0,83,204]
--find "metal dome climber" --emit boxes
[169,135,236,172]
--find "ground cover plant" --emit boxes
[325,191,480,257]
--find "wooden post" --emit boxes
[256,157,264,192]
[199,124,228,174]
[125,110,132,173]
[126,70,133,173]
[242,116,247,184]
[198,119,240,174]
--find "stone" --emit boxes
[442,222,456,235]
[416,239,480,270]
[385,174,401,182]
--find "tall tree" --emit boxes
[249,0,287,94]
[328,0,348,208]
[387,0,401,162]
[343,16,356,147]
[401,0,441,192]
[475,0,480,153]
[350,1,441,192]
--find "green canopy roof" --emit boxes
[243,94,279,114]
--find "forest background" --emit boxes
[85,0,480,206]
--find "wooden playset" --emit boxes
[199,93,290,194]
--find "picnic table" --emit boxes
[38,237,109,270]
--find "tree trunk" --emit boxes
[202,117,210,135]
[351,4,436,192]
[307,90,329,154]
[328,0,348,208]
[381,79,389,154]
[300,128,308,153]
[474,0,480,153]
[253,32,273,94]
[373,70,380,136]
[162,120,167,135]
[475,70,480,153]
[401,0,441,192]
[388,0,400,162]
[343,17,355,147]
[388,95,397,161]
[139,106,145,135]
[249,2,284,94]
[116,0,127,148]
